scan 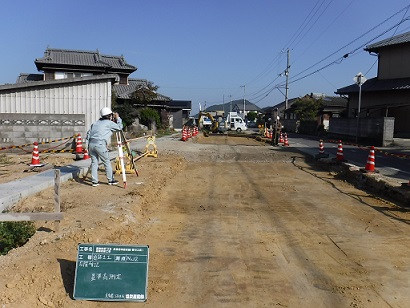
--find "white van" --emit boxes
[226,112,247,133]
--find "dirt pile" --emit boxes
[1,134,409,307]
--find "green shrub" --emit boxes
[0,221,37,255]
[0,154,12,165]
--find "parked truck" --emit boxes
[225,112,247,133]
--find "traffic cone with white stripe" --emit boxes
[279,132,284,143]
[315,139,329,159]
[83,148,90,160]
[181,126,187,141]
[283,133,289,146]
[336,140,346,162]
[75,134,83,154]
[364,146,377,173]
[30,142,43,166]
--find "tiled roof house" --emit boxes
[34,48,137,85]
[0,48,191,147]
[336,31,410,137]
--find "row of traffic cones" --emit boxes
[29,135,90,166]
[319,140,410,187]
[316,139,377,173]
[181,126,198,141]
[277,132,289,146]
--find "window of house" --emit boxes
[55,72,65,80]
[54,72,93,80]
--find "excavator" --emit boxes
[197,111,224,135]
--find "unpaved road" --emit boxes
[1,134,409,307]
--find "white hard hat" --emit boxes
[100,107,113,117]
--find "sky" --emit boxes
[1,0,410,115]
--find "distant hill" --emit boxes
[196,99,262,117]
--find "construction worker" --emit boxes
[86,107,122,187]
[113,112,123,130]
[272,117,282,146]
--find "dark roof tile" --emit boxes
[113,78,171,101]
[365,31,410,52]
[335,77,410,94]
[35,48,137,72]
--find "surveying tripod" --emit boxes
[82,130,138,188]
[115,130,139,188]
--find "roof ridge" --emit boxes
[46,48,97,54]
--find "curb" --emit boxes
[315,157,410,207]
[0,160,90,213]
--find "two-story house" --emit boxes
[336,31,410,138]
[33,48,191,130]
[0,48,191,148]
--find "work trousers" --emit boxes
[88,141,113,184]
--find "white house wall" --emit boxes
[0,76,115,148]
[0,79,112,130]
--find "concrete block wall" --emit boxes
[0,113,85,150]
[328,117,394,146]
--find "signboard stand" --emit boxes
[73,243,149,302]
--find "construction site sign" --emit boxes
[73,244,149,302]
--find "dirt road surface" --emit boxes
[1,134,409,307]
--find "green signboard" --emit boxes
[73,243,149,301]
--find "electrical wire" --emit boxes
[289,6,410,83]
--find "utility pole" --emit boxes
[285,48,290,111]
[240,85,246,117]
[228,95,232,113]
[223,94,225,115]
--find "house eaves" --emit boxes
[335,77,410,94]
[365,31,410,53]
[113,78,171,101]
[0,74,119,92]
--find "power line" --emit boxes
[290,0,334,50]
[289,6,410,83]
[284,0,325,49]
[246,5,410,105]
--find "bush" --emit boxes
[0,221,36,255]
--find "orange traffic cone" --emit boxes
[315,139,329,159]
[83,148,90,160]
[279,132,284,143]
[364,146,376,172]
[75,134,83,154]
[181,127,187,141]
[319,140,325,154]
[269,130,273,139]
[30,142,43,166]
[283,133,289,146]
[336,140,345,162]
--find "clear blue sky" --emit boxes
[1,1,410,114]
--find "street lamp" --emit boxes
[354,72,367,144]
[240,85,246,117]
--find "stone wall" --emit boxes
[0,113,85,150]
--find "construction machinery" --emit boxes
[225,112,247,133]
[198,112,222,134]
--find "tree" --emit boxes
[112,81,161,129]
[131,81,159,106]
[291,95,323,120]
[139,107,160,128]
[246,111,257,122]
